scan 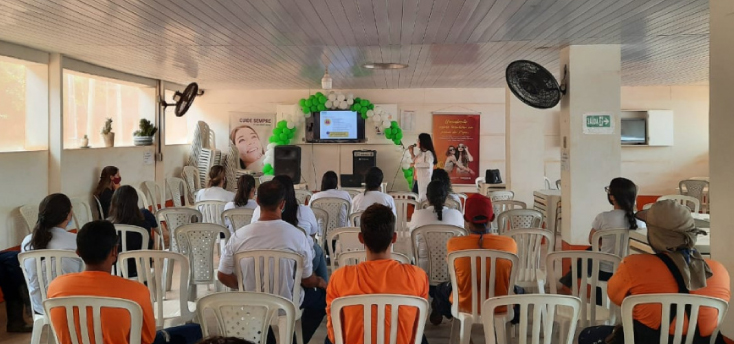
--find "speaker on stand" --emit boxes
[274,145,302,183]
[352,150,377,184]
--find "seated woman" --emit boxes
[409,181,465,272]
[108,185,158,277]
[223,174,257,232]
[351,167,396,215]
[251,175,327,281]
[309,171,352,228]
[431,168,461,204]
[196,165,235,203]
[93,166,120,218]
[21,193,83,315]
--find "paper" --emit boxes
[144,151,154,165]
[400,110,415,132]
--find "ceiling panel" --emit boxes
[0,0,710,89]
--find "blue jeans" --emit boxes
[313,242,328,283]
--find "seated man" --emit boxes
[579,200,731,344]
[430,194,518,325]
[217,180,327,344]
[327,204,429,344]
[46,220,157,344]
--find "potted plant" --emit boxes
[101,118,114,147]
[133,119,157,146]
[80,134,89,148]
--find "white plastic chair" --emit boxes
[448,249,519,344]
[330,294,429,344]
[18,250,85,344]
[310,197,351,248]
[133,186,152,212]
[621,294,728,344]
[181,166,201,204]
[340,188,362,199]
[93,195,105,220]
[496,209,544,235]
[658,195,701,213]
[326,227,363,273]
[311,207,329,248]
[504,229,553,293]
[195,201,227,225]
[295,189,313,205]
[482,294,582,344]
[258,175,274,184]
[410,225,467,286]
[545,251,621,331]
[69,198,94,229]
[337,251,411,266]
[19,203,38,232]
[389,191,419,201]
[197,291,297,344]
[114,224,150,253]
[233,250,306,344]
[491,200,527,231]
[44,296,144,344]
[119,250,195,329]
[221,208,255,234]
[680,179,709,213]
[451,193,468,213]
[141,181,164,212]
[475,177,486,192]
[393,198,420,257]
[555,179,561,190]
[544,177,552,190]
[349,211,362,227]
[156,207,202,291]
[418,198,461,211]
[175,223,229,298]
[591,228,631,258]
[166,177,192,207]
[489,190,515,201]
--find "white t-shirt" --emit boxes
[352,191,397,215]
[592,209,646,272]
[21,227,83,314]
[408,207,465,272]
[310,189,352,228]
[218,220,314,305]
[196,187,235,203]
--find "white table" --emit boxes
[533,189,561,235]
[629,213,710,255]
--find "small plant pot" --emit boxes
[134,136,154,146]
[80,138,89,148]
[102,132,115,147]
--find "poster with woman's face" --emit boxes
[229,112,275,172]
[432,114,480,185]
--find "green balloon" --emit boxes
[354,97,361,104]
[368,104,374,110]
[359,107,367,115]
[396,132,403,140]
[315,92,324,98]
[391,121,398,128]
[302,107,310,114]
[278,132,287,140]
[360,99,369,106]
[317,104,326,111]
[310,105,318,112]
[385,128,392,136]
[305,99,312,107]
[319,95,327,103]
[353,104,362,111]
[299,99,306,107]
[277,121,286,129]
[269,136,278,143]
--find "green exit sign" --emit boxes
[586,115,612,128]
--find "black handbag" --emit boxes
[485,169,502,184]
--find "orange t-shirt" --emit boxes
[608,255,730,336]
[326,259,429,344]
[47,271,157,344]
[447,234,518,314]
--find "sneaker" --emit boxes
[429,308,443,326]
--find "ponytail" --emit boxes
[25,193,72,251]
[624,208,638,230]
[608,177,638,230]
[426,180,447,221]
[207,165,227,189]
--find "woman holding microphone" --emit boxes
[409,133,437,202]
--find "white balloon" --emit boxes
[401,162,411,170]
[325,100,333,108]
[267,143,276,151]
[347,93,354,100]
[264,156,274,165]
[286,120,295,129]
[327,93,336,101]
[305,112,312,118]
[374,106,382,114]
[339,102,348,110]
[347,98,354,105]
[366,109,375,117]
[382,120,391,129]
[337,94,346,102]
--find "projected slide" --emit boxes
[320,111,358,139]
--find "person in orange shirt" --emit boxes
[578,200,731,344]
[429,193,518,325]
[326,204,430,344]
[47,220,157,344]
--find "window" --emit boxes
[63,70,155,148]
[164,89,195,145]
[0,56,48,152]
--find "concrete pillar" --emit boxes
[48,53,63,193]
[505,87,545,206]
[709,0,734,334]
[559,45,622,245]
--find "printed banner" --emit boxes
[229,112,275,172]
[432,114,480,185]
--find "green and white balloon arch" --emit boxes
[260,91,415,187]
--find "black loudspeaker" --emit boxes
[352,150,377,184]
[274,145,302,183]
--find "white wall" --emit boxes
[0,151,48,249]
[545,85,709,196]
[192,88,506,192]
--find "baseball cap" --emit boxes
[464,194,495,224]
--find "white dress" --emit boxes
[413,148,435,202]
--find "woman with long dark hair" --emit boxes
[431,168,461,204]
[409,133,437,201]
[224,174,257,211]
[94,166,120,218]
[351,167,396,215]
[250,175,327,280]
[309,171,352,227]
[108,185,157,277]
[21,193,82,314]
[196,165,235,202]
[455,143,475,176]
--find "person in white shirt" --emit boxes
[409,181,465,272]
[223,174,257,232]
[560,177,646,289]
[309,171,352,228]
[408,133,438,202]
[218,180,327,344]
[20,193,83,314]
[431,168,462,205]
[195,165,235,203]
[352,167,397,216]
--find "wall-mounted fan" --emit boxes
[161,82,202,117]
[506,60,566,109]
